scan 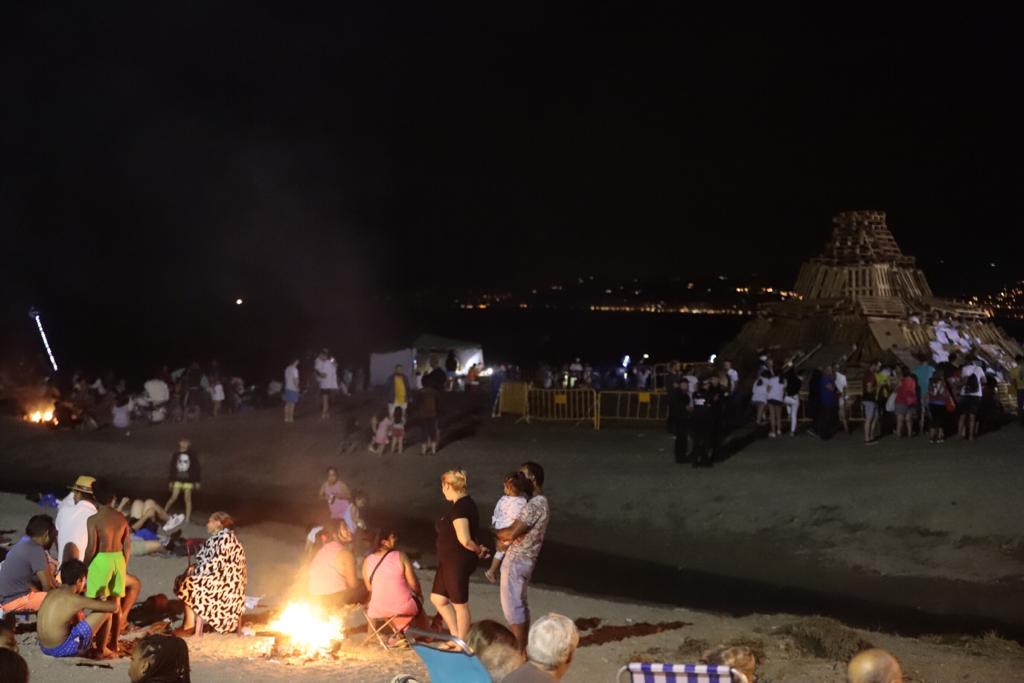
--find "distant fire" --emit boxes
[266,601,344,658]
[25,404,57,425]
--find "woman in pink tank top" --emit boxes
[319,467,351,520]
[362,531,427,631]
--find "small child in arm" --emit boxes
[484,472,530,583]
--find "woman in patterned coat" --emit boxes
[174,511,247,635]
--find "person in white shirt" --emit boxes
[723,361,739,394]
[750,371,769,425]
[111,396,133,430]
[55,476,98,565]
[682,368,699,395]
[765,373,785,438]
[958,358,985,441]
[283,358,300,423]
[834,366,849,434]
[314,349,339,419]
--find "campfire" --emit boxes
[263,601,345,659]
[25,404,57,426]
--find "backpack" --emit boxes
[964,372,979,394]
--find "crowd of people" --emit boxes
[0,438,242,682]
[662,351,1024,468]
[1,346,1016,682]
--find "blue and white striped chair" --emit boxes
[617,662,749,683]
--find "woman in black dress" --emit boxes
[430,469,489,640]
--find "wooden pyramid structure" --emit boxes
[720,210,1022,377]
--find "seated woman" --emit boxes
[307,521,367,607]
[174,512,247,636]
[362,529,427,632]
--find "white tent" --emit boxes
[368,334,484,387]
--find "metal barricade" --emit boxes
[525,388,598,429]
[597,390,669,429]
[497,381,530,417]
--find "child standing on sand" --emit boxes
[389,406,406,453]
[165,438,201,523]
[368,413,393,455]
[484,472,530,583]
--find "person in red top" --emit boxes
[894,366,918,438]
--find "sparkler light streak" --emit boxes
[29,308,58,372]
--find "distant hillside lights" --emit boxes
[589,304,753,315]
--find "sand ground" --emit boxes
[2,396,1023,681]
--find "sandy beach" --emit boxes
[2,396,1024,681]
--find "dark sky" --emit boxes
[2,6,1023,345]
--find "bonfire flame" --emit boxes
[25,404,56,425]
[267,601,344,656]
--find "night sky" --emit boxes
[3,6,1022,371]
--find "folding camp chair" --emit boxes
[617,662,749,683]
[402,627,491,683]
[361,608,417,650]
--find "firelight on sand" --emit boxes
[267,602,344,656]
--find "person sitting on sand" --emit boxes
[165,439,201,524]
[703,644,756,682]
[83,479,132,658]
[129,634,191,683]
[308,521,367,608]
[116,497,184,535]
[467,619,525,683]
[0,620,17,651]
[485,472,530,584]
[55,475,97,565]
[0,648,28,683]
[504,612,579,682]
[175,512,247,636]
[847,648,903,683]
[0,515,58,615]
[37,559,118,659]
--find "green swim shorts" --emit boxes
[86,551,127,598]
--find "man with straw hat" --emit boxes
[55,476,98,566]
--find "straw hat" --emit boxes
[69,475,95,494]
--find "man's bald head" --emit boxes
[848,649,903,683]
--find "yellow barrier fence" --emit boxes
[597,390,670,429]
[498,381,530,417]
[524,387,599,429]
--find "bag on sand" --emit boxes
[885,391,897,413]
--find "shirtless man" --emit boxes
[83,479,131,658]
[37,559,117,659]
[848,648,903,683]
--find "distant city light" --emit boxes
[642,353,650,360]
[235,298,244,305]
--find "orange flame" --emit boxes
[267,601,344,656]
[25,404,56,425]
